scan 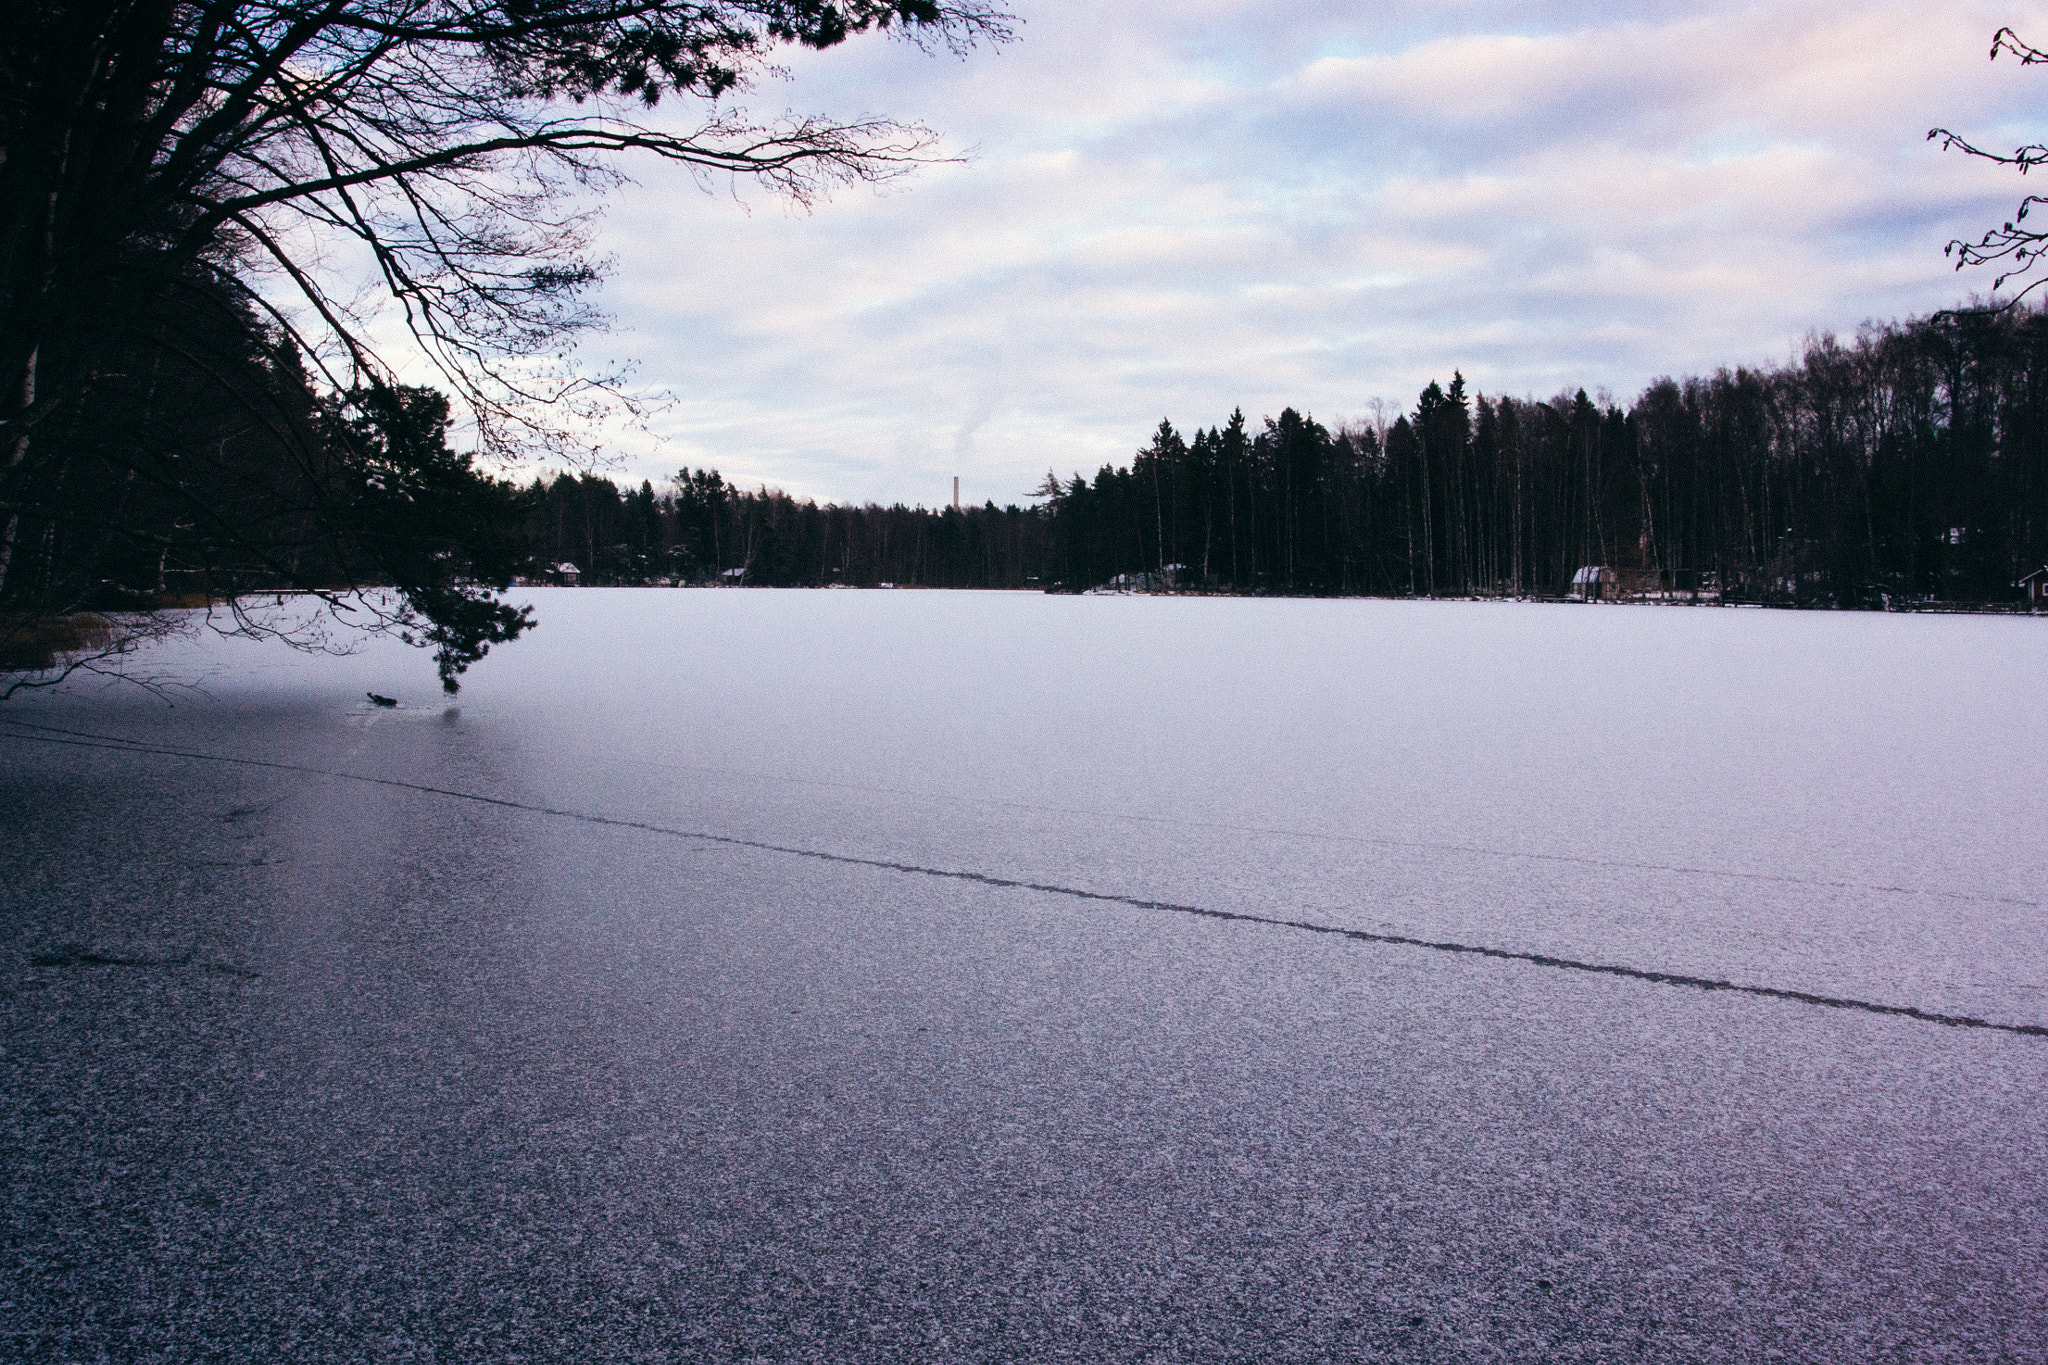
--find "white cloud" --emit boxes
[572,0,2048,504]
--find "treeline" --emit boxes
[11,298,2047,621]
[521,304,2048,603]
[0,250,531,688]
[1050,308,2048,604]
[523,468,1054,588]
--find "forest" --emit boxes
[527,467,1052,592]
[530,305,2048,605]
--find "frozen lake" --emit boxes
[4,590,2046,1360]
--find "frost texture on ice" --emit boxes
[6,590,2048,1361]
[28,588,2043,1022]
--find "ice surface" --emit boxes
[30,589,2044,1018]
[3,590,2046,1360]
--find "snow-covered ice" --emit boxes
[43,588,2044,1020]
[3,589,2046,1360]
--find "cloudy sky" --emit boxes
[581,0,2048,507]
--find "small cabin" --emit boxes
[1570,565,1615,601]
[1088,571,1166,594]
[2022,566,2048,609]
[551,562,581,586]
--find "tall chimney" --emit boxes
[953,476,960,512]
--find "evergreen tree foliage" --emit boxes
[1034,309,2048,604]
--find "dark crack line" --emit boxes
[4,725,2044,1039]
[6,716,2033,911]
[29,945,258,977]
[592,752,2044,909]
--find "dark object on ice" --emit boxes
[367,692,398,708]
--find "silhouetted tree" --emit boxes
[0,0,1008,686]
[1931,27,2048,302]
[1033,307,2048,604]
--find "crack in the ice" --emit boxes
[28,944,258,977]
[4,721,2043,1039]
[8,718,2033,911]
[578,749,2046,910]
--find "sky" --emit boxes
[575,0,2048,507]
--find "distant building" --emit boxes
[720,566,746,585]
[1083,565,1205,595]
[551,562,581,586]
[2022,566,2048,609]
[1570,565,1615,600]
[1572,564,1719,603]
[1088,571,1165,594]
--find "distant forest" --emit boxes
[538,305,2048,604]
